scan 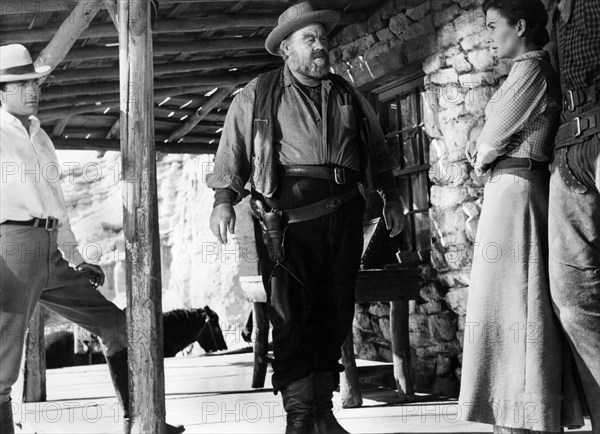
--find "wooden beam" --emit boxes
[106,119,120,139]
[52,115,72,137]
[38,102,228,124]
[2,15,277,44]
[37,92,230,116]
[2,13,364,44]
[118,0,164,432]
[28,10,54,29]
[41,38,266,64]
[53,137,218,154]
[34,0,103,78]
[41,69,268,100]
[166,87,233,142]
[0,1,77,16]
[49,55,277,83]
[0,0,291,15]
[166,3,192,19]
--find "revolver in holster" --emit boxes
[250,198,285,263]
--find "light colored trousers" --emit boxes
[0,224,127,408]
[549,145,600,433]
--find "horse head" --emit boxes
[196,305,227,353]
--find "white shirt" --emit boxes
[0,109,85,266]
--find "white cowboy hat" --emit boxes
[0,44,51,83]
[265,1,340,56]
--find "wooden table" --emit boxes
[239,267,422,408]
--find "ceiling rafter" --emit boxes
[166,86,234,142]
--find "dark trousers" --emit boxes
[253,176,365,392]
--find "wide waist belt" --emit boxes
[282,165,360,185]
[555,108,600,150]
[563,84,598,111]
[284,187,359,224]
[492,157,549,171]
[1,217,59,230]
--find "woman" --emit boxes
[459,0,584,432]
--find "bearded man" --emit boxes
[207,2,405,433]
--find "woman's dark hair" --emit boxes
[482,0,550,47]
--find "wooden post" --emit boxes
[340,331,362,408]
[22,306,46,403]
[118,1,165,432]
[390,300,414,402]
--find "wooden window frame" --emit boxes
[368,74,431,265]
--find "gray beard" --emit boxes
[287,52,329,79]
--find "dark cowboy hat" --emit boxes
[265,1,340,56]
[0,44,51,83]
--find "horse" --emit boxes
[163,306,227,357]
[45,306,227,368]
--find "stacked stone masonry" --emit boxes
[330,0,554,395]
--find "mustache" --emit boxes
[311,50,328,60]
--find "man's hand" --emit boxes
[383,201,406,238]
[210,203,236,244]
[77,263,105,288]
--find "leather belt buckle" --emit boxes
[44,217,58,230]
[571,117,581,137]
[334,167,346,184]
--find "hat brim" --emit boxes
[265,10,340,56]
[0,65,51,83]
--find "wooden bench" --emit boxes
[240,267,421,408]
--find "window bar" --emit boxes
[415,89,426,166]
[396,95,404,170]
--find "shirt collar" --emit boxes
[0,108,41,134]
[513,50,549,63]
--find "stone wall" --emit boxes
[329,0,500,395]
[330,0,556,395]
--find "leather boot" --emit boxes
[313,372,349,434]
[0,399,15,434]
[281,375,315,434]
[105,349,185,434]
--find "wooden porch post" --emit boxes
[117,1,165,433]
[22,306,46,403]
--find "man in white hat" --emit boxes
[207,2,406,433]
[0,44,184,434]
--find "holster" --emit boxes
[250,198,285,263]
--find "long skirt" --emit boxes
[458,167,584,432]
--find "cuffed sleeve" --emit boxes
[206,79,257,204]
[213,188,236,207]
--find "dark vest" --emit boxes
[250,67,379,198]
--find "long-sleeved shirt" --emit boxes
[472,50,561,174]
[0,109,85,266]
[206,65,397,203]
[557,0,600,93]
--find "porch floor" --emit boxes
[13,351,593,433]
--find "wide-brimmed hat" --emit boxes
[0,44,51,83]
[265,1,340,56]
